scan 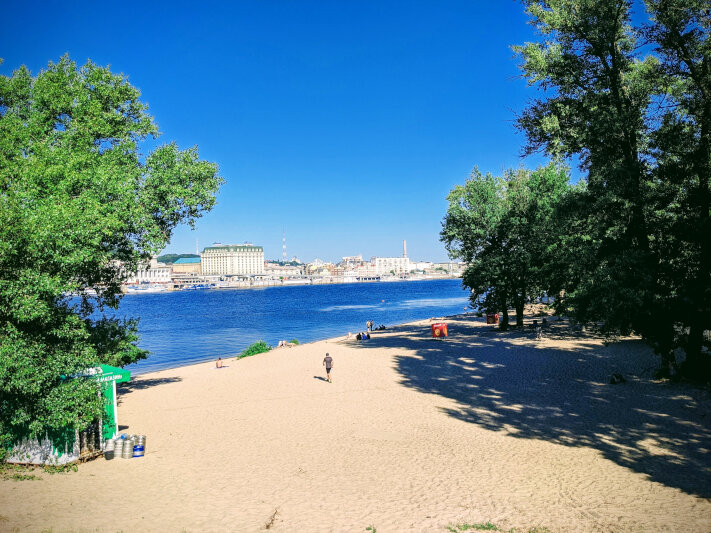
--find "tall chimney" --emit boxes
[403,239,407,258]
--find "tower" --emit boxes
[282,229,287,262]
[403,239,407,258]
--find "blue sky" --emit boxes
[2,0,553,262]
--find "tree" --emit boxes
[157,254,200,264]
[0,56,223,453]
[515,0,657,330]
[441,164,570,328]
[643,0,711,374]
[514,0,711,378]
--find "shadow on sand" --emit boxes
[359,316,711,498]
[117,377,183,404]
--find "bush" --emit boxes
[237,341,272,359]
[289,339,300,345]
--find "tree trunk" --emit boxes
[499,308,510,330]
[684,323,710,379]
[515,298,525,327]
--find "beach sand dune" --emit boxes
[1,315,710,532]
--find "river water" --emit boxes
[115,278,469,374]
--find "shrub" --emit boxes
[289,339,300,345]
[237,341,272,359]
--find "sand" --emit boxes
[1,314,710,532]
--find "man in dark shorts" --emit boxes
[323,352,333,383]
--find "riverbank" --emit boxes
[125,272,462,293]
[1,312,710,532]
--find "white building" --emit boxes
[123,257,172,284]
[201,243,265,276]
[374,257,411,275]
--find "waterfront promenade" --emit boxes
[1,313,710,532]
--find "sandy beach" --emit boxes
[1,313,710,532]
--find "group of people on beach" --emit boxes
[366,320,386,332]
[347,330,371,340]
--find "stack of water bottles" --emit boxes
[103,434,146,460]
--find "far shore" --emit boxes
[2,310,710,532]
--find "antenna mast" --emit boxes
[282,229,287,262]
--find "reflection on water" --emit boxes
[320,304,382,312]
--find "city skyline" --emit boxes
[169,238,453,265]
[1,1,551,263]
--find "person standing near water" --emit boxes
[323,352,333,383]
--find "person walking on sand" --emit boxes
[323,352,333,383]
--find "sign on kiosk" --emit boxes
[431,322,448,338]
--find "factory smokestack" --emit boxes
[403,239,407,258]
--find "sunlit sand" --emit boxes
[2,314,710,532]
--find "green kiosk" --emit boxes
[94,364,132,441]
[6,364,131,465]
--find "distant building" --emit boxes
[172,257,202,274]
[341,255,363,267]
[201,243,265,276]
[265,262,303,278]
[431,261,466,276]
[411,261,433,271]
[374,257,411,275]
[123,257,172,284]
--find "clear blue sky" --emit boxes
[2,0,551,263]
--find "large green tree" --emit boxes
[0,56,223,451]
[441,164,570,328]
[515,0,656,331]
[515,0,710,377]
[644,0,711,373]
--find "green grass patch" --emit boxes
[447,523,500,532]
[447,524,551,533]
[0,463,42,481]
[289,338,299,345]
[236,341,272,359]
[43,463,77,474]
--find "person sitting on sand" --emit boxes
[216,357,223,368]
[356,332,362,341]
[322,352,333,383]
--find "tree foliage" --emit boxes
[157,254,200,264]
[442,163,571,328]
[514,0,710,378]
[0,56,223,450]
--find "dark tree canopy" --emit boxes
[514,0,711,378]
[0,56,223,451]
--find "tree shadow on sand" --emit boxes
[117,377,183,404]
[359,317,711,498]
